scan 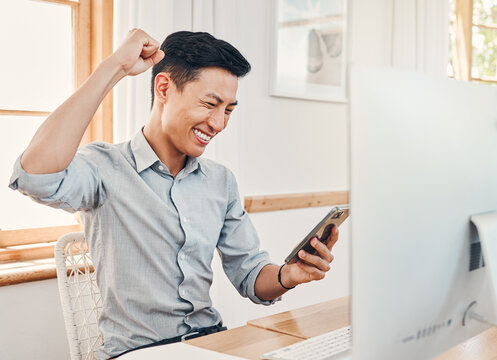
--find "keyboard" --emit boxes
[261,326,351,360]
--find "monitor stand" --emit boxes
[463,211,497,327]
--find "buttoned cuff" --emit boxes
[8,155,66,198]
[247,260,282,306]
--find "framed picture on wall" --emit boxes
[270,0,348,103]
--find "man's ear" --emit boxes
[154,73,172,104]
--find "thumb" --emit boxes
[147,49,165,66]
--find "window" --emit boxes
[449,0,497,84]
[0,0,113,286]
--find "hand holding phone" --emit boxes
[285,206,349,265]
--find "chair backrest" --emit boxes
[55,232,103,360]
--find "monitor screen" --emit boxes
[349,65,497,359]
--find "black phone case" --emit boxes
[285,206,349,264]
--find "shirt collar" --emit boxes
[130,128,207,177]
[130,128,160,173]
[182,156,207,177]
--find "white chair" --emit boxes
[55,232,103,360]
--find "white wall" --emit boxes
[0,0,402,358]
[208,0,350,329]
[0,279,69,359]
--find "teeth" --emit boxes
[193,128,212,141]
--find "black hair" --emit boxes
[150,31,251,106]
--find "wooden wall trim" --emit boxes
[0,264,95,287]
[244,191,349,213]
[0,225,82,247]
[0,246,55,263]
[0,267,57,287]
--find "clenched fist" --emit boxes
[112,28,165,77]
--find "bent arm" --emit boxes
[21,29,164,174]
[21,59,124,174]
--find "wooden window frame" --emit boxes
[452,0,497,84]
[0,0,113,287]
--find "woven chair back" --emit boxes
[55,232,103,360]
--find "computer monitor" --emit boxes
[349,65,497,359]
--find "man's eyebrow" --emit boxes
[205,93,238,106]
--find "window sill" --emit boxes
[0,261,57,287]
[0,224,83,286]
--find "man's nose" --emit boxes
[207,110,226,132]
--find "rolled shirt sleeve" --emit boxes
[216,171,281,306]
[8,144,106,213]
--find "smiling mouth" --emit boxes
[193,128,213,143]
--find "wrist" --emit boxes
[98,56,128,87]
[278,264,297,290]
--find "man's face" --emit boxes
[160,67,238,158]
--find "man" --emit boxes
[9,29,338,359]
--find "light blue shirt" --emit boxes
[9,129,278,359]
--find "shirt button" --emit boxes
[186,316,190,321]
[158,165,164,171]
[181,290,186,296]
[183,217,188,223]
[180,254,186,260]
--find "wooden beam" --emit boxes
[33,0,79,7]
[0,246,55,263]
[0,267,57,287]
[0,264,94,287]
[454,0,473,81]
[0,225,82,247]
[473,23,497,31]
[77,0,115,145]
[244,191,349,213]
[89,0,114,143]
[75,0,93,145]
[74,0,92,89]
[0,109,51,117]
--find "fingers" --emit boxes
[295,261,326,282]
[129,28,161,61]
[283,262,324,287]
[287,227,340,287]
[327,225,339,250]
[299,247,333,271]
[140,40,162,59]
[118,29,163,76]
[301,236,334,260]
[145,49,165,67]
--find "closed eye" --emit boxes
[200,100,216,108]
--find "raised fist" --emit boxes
[112,28,164,77]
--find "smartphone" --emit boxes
[285,206,350,265]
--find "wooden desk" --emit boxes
[186,325,301,360]
[435,327,497,360]
[247,296,349,339]
[189,297,497,360]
